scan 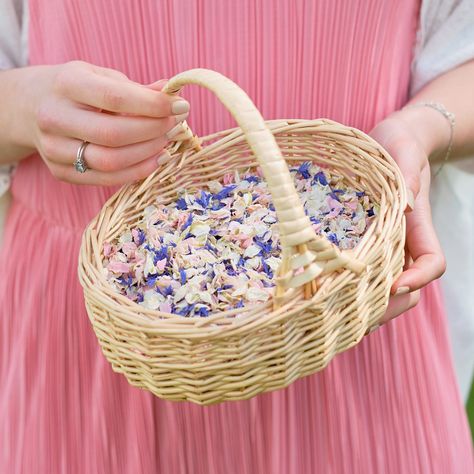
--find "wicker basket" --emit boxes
[78,68,406,405]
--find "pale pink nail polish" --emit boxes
[405,188,415,212]
[171,100,190,115]
[174,112,189,124]
[166,124,184,140]
[156,149,172,165]
[395,286,410,295]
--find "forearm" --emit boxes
[0,67,46,164]
[393,59,474,163]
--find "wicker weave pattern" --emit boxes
[78,69,406,405]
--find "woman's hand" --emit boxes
[3,61,189,186]
[369,110,447,324]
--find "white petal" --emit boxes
[143,253,156,277]
[246,287,270,302]
[185,291,201,304]
[141,289,164,310]
[190,222,211,237]
[244,244,260,258]
[245,256,261,269]
[118,230,133,244]
[198,291,213,304]
[174,285,188,302]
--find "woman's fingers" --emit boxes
[26,61,189,186]
[396,253,446,291]
[381,289,421,323]
[370,115,445,296]
[368,112,448,324]
[39,133,169,171]
[37,99,187,147]
[46,151,168,187]
[392,166,446,293]
[53,61,189,117]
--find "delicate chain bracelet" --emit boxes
[403,101,456,177]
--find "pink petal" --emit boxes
[177,213,189,228]
[155,258,167,272]
[103,242,114,257]
[159,301,172,313]
[346,199,359,210]
[241,238,252,249]
[327,209,341,218]
[223,173,235,185]
[328,197,343,209]
[107,261,131,273]
[122,241,137,257]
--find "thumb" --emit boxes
[369,117,424,211]
[387,138,423,212]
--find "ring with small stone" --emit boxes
[74,140,90,173]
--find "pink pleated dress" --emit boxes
[1,0,473,472]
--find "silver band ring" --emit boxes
[74,141,90,173]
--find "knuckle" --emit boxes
[101,87,124,111]
[95,152,123,172]
[68,60,87,69]
[96,126,121,146]
[52,71,68,95]
[436,254,447,278]
[39,135,57,159]
[53,64,75,94]
[36,103,58,132]
[53,61,87,94]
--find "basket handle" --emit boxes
[163,68,365,304]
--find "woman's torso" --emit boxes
[6,3,474,474]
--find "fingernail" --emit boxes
[365,323,381,336]
[171,100,190,115]
[166,123,184,140]
[406,188,415,212]
[395,286,410,295]
[174,112,189,124]
[156,149,172,165]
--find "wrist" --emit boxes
[389,105,451,161]
[0,66,54,157]
[10,66,48,149]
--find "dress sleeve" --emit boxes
[0,0,28,197]
[0,0,26,69]
[410,0,474,95]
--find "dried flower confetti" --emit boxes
[103,163,377,317]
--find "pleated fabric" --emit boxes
[1,0,473,472]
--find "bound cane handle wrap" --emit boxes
[163,69,365,302]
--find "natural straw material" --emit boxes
[78,68,406,405]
